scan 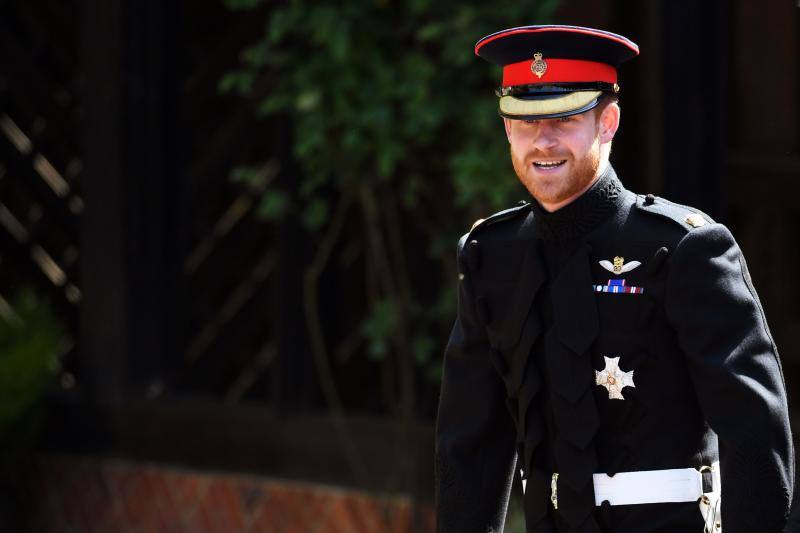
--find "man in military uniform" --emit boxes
[434,25,794,533]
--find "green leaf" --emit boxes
[360,300,399,361]
[302,197,329,231]
[412,335,435,366]
[417,23,443,42]
[257,93,293,117]
[241,40,272,68]
[295,89,322,112]
[0,288,66,435]
[217,70,255,95]
[376,141,402,179]
[229,165,259,186]
[299,171,330,196]
[267,8,299,43]
[256,189,292,220]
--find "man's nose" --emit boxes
[530,123,559,151]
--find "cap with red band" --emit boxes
[474,25,639,120]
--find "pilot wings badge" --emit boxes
[599,256,641,275]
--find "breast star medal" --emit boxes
[595,356,636,400]
[599,256,641,275]
[531,52,547,78]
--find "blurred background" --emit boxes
[0,0,798,531]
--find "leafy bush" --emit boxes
[220,0,558,415]
[0,288,66,463]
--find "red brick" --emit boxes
[32,456,437,533]
[198,479,245,531]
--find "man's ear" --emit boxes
[599,102,620,144]
[503,117,513,143]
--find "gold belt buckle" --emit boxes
[551,472,559,510]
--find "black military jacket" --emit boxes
[435,166,794,533]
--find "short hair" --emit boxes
[593,93,620,118]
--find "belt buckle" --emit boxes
[697,464,721,532]
[551,472,559,510]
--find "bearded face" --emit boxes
[504,104,617,211]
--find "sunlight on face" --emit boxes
[504,103,619,211]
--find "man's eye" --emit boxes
[558,116,572,123]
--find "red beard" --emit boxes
[510,140,601,208]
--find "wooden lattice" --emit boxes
[0,0,82,385]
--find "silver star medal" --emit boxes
[595,356,635,400]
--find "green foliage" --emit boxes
[228,164,270,190]
[0,289,66,459]
[221,0,557,395]
[360,299,399,361]
[222,0,555,203]
[412,335,436,366]
[256,189,292,220]
[302,197,329,231]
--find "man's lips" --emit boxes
[531,160,567,170]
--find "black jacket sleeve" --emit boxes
[665,222,794,532]
[435,235,518,533]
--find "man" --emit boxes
[434,25,794,533]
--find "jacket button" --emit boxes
[644,193,655,205]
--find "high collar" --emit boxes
[529,164,625,242]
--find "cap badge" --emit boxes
[531,52,547,79]
[595,356,636,400]
[599,256,641,275]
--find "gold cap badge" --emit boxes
[612,256,625,274]
[685,213,707,228]
[531,52,547,79]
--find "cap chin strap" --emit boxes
[496,81,617,97]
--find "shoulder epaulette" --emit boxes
[467,201,530,236]
[634,194,715,231]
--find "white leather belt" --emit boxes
[527,463,722,532]
[591,463,719,506]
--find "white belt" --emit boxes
[531,463,722,532]
[591,463,719,506]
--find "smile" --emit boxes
[533,160,567,170]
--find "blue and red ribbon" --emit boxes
[592,279,644,294]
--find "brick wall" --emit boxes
[27,454,435,533]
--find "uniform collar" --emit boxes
[529,164,625,241]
